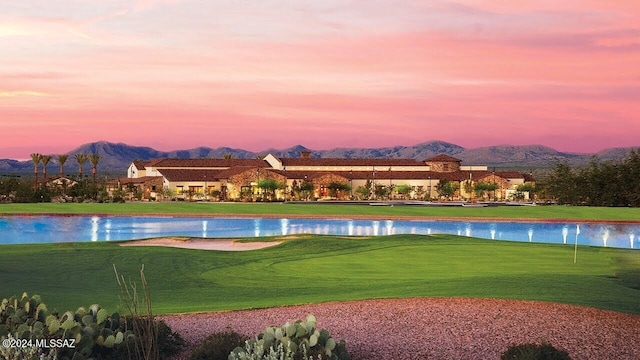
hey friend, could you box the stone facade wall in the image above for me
[226,168,287,200]
[143,177,165,199]
[312,173,349,187]
[228,168,286,187]
[475,175,510,200]
[311,173,350,199]
[426,161,460,173]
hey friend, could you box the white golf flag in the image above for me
[574,225,580,264]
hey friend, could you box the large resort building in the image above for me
[116,152,535,202]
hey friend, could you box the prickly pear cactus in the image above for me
[230,314,350,360]
[1,292,130,360]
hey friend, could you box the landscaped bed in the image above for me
[161,298,640,360]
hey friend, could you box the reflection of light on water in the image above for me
[202,220,208,237]
[254,219,261,237]
[91,216,100,242]
[105,219,111,241]
[7,216,640,249]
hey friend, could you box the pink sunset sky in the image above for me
[2,0,640,159]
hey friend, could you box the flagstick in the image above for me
[573,224,580,264]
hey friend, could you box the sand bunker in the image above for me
[118,237,281,251]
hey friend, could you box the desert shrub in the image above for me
[230,341,304,360]
[92,318,185,360]
[156,319,186,357]
[0,292,128,360]
[501,342,571,360]
[0,333,58,360]
[229,315,349,360]
[189,330,248,360]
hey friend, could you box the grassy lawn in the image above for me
[0,235,638,315]
[2,202,640,221]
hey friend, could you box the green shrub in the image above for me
[501,342,572,360]
[229,315,350,360]
[189,330,248,360]
[156,319,186,358]
[1,292,185,360]
[0,333,58,360]
[0,292,128,360]
[92,318,185,360]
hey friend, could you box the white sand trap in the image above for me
[118,237,281,251]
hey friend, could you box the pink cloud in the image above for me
[1,1,639,159]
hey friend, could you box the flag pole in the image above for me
[573,224,580,264]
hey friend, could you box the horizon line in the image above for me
[3,140,640,162]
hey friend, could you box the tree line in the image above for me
[29,152,101,184]
[540,149,640,206]
[0,153,103,203]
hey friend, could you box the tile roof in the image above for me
[214,166,262,179]
[156,169,226,182]
[275,170,450,181]
[132,159,165,169]
[495,171,527,179]
[280,158,426,167]
[157,167,286,182]
[150,158,268,168]
[436,170,529,182]
[424,154,462,162]
[132,161,147,170]
[127,156,535,182]
[351,170,441,180]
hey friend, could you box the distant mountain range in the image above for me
[1,140,638,176]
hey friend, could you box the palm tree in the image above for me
[41,155,52,181]
[30,153,42,189]
[223,154,234,159]
[56,154,69,176]
[88,153,101,183]
[75,153,88,179]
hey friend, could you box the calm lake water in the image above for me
[0,216,639,249]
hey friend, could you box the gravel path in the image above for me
[160,297,640,360]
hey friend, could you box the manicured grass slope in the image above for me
[0,235,637,315]
[2,202,640,221]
